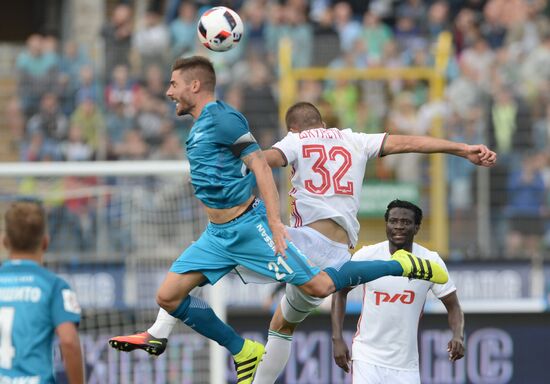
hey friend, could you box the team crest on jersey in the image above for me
[374,290,415,305]
[62,289,82,314]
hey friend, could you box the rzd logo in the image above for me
[374,290,415,305]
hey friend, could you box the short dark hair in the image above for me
[4,201,46,252]
[172,56,216,92]
[285,102,323,131]
[384,199,423,225]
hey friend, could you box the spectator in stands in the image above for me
[115,129,149,160]
[446,60,485,121]
[480,0,507,49]
[133,8,170,76]
[311,7,341,66]
[70,97,105,157]
[135,89,169,150]
[169,0,198,60]
[359,10,393,61]
[16,34,58,116]
[332,1,362,52]
[59,40,90,91]
[60,124,94,162]
[105,101,134,153]
[105,64,140,117]
[460,37,495,92]
[487,86,534,161]
[396,0,427,29]
[75,65,101,106]
[425,1,451,40]
[393,12,426,55]
[150,132,184,161]
[240,57,279,150]
[383,91,427,184]
[452,8,480,55]
[26,92,68,159]
[242,0,268,55]
[520,32,550,102]
[142,64,169,105]
[505,0,549,56]
[5,97,25,153]
[274,4,313,68]
[101,3,133,81]
[505,151,547,258]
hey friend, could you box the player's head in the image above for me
[166,56,216,117]
[3,200,49,256]
[285,102,325,132]
[384,199,422,250]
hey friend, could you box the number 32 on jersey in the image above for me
[302,144,353,195]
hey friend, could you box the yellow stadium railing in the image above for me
[278,32,452,256]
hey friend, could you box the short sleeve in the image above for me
[272,133,299,165]
[51,278,81,327]
[351,132,387,159]
[429,254,457,298]
[215,111,260,158]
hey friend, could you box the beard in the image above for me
[175,101,192,116]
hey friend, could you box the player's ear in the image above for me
[413,225,420,235]
[42,235,50,252]
[322,121,327,128]
[191,79,201,93]
[2,235,10,251]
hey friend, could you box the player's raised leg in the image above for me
[297,251,448,298]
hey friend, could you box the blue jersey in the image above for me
[186,101,261,208]
[0,260,81,384]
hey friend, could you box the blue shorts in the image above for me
[170,199,320,285]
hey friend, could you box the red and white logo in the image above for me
[374,290,415,305]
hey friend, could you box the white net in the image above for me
[0,160,218,384]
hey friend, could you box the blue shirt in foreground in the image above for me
[0,259,81,384]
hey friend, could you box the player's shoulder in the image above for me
[412,243,446,264]
[206,101,244,120]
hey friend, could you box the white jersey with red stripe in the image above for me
[351,241,456,371]
[272,128,387,247]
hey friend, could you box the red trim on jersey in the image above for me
[290,199,302,227]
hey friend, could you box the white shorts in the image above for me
[282,226,351,321]
[353,361,420,384]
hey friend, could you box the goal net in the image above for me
[0,160,228,384]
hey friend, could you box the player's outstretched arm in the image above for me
[56,322,85,384]
[243,150,289,257]
[331,287,353,373]
[440,291,465,362]
[382,135,497,167]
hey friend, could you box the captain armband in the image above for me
[230,132,258,157]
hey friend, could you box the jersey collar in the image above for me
[2,259,40,267]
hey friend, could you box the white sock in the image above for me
[253,331,292,384]
[147,308,178,339]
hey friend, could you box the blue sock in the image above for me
[324,260,403,291]
[170,295,244,355]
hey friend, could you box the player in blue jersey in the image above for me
[108,56,449,384]
[0,201,84,384]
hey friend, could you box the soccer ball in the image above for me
[197,7,244,52]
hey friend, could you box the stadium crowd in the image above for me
[5,0,550,259]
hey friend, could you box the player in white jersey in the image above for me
[331,199,465,384]
[252,102,486,383]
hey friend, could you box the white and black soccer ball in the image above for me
[197,6,244,52]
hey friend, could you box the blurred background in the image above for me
[0,0,549,383]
